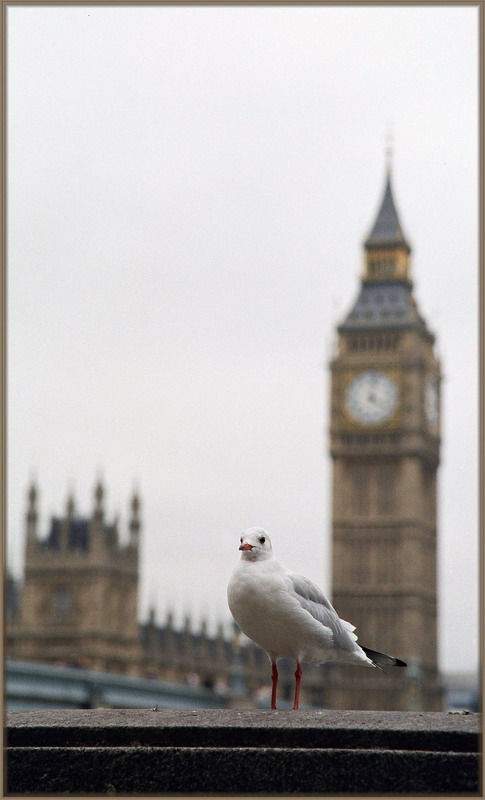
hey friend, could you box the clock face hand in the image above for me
[344,370,398,425]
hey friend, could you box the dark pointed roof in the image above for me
[365,170,410,251]
[339,164,432,337]
[338,280,431,336]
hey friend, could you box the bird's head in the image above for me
[239,527,273,561]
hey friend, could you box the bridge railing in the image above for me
[6,658,226,710]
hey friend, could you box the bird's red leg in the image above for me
[271,661,278,710]
[293,662,302,710]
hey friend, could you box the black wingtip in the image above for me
[362,646,407,669]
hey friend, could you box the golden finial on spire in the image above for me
[26,480,38,537]
[129,486,141,545]
[28,481,38,510]
[66,492,75,517]
[94,477,104,518]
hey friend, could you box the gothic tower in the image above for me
[8,480,141,675]
[328,163,442,710]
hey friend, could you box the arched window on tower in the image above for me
[351,467,370,516]
[52,587,72,621]
[376,465,397,515]
[368,258,396,279]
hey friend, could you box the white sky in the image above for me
[7,4,479,675]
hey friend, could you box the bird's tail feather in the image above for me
[362,646,407,672]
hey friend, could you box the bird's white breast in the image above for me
[227,559,335,663]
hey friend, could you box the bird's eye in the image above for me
[259,536,266,544]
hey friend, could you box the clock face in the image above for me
[344,370,398,426]
[424,377,439,431]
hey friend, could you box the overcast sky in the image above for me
[7,4,478,675]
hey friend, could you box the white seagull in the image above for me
[227,527,406,709]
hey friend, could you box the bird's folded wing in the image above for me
[286,571,359,654]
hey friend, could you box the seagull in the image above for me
[227,527,406,709]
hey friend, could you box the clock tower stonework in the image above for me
[328,166,442,710]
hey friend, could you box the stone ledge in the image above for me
[7,709,481,794]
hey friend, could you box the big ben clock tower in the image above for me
[328,162,442,711]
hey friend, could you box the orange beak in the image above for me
[239,542,254,551]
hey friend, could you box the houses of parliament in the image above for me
[7,163,443,710]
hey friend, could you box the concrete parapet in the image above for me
[6,708,480,794]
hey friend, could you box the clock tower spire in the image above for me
[364,166,411,282]
[328,161,442,711]
[339,165,431,341]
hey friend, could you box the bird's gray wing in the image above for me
[286,571,359,654]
